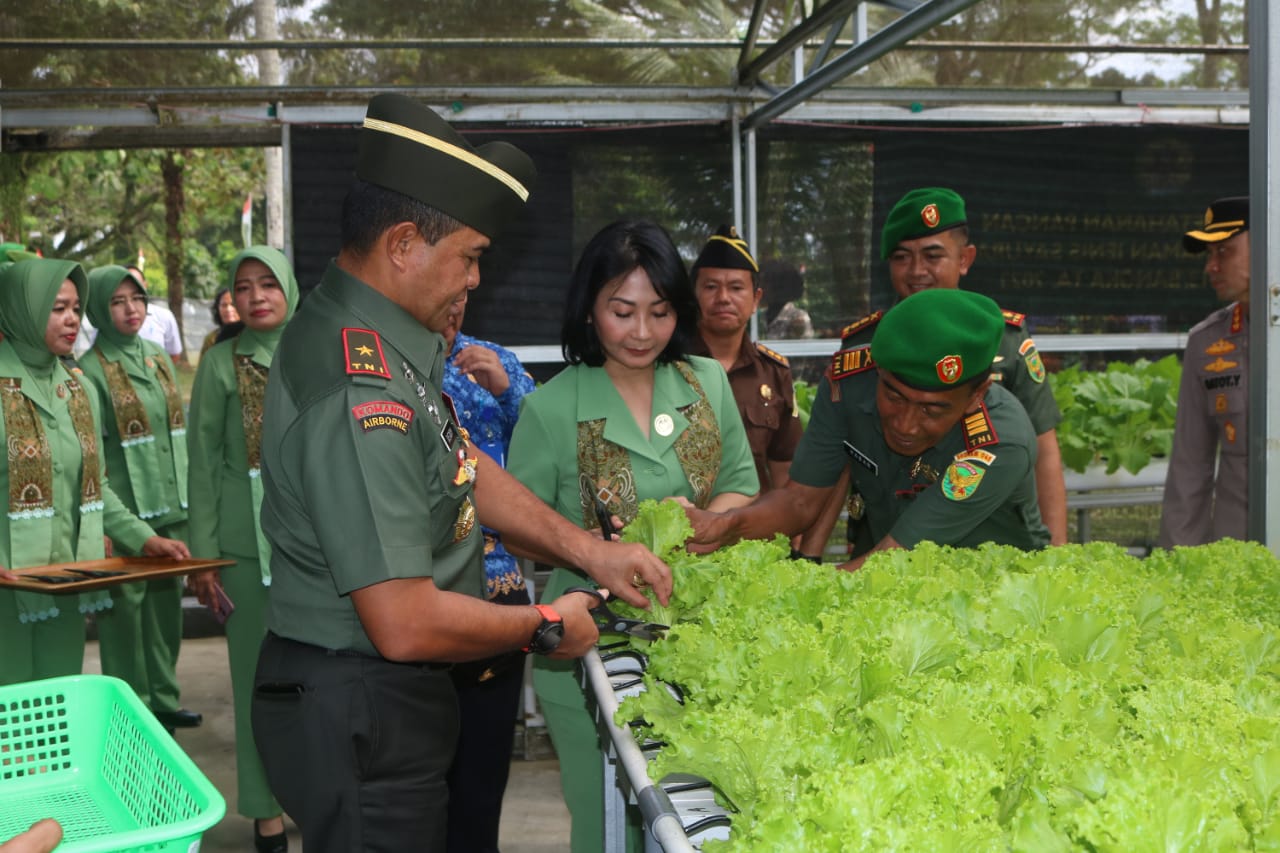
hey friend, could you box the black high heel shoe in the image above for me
[254,820,288,853]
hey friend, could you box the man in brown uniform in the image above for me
[688,225,802,491]
[1158,196,1250,546]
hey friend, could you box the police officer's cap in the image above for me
[880,187,967,260]
[1182,196,1248,254]
[691,225,759,275]
[870,289,1003,390]
[356,94,537,240]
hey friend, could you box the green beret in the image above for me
[870,289,1003,390]
[357,93,537,240]
[880,187,967,259]
[691,224,758,274]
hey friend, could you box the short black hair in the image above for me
[210,287,232,326]
[340,179,465,255]
[562,220,697,367]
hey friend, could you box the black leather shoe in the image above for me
[254,821,288,853]
[153,708,203,729]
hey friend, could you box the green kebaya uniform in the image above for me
[80,266,189,717]
[0,259,155,685]
[187,246,297,822]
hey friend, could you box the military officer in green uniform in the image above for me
[249,94,671,853]
[687,224,802,491]
[683,288,1050,567]
[800,187,1066,557]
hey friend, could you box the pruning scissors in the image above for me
[566,586,668,642]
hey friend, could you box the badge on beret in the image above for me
[1205,338,1236,356]
[936,354,963,385]
[1018,339,1046,384]
[921,203,941,228]
[941,460,985,501]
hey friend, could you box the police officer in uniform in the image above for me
[801,187,1066,557]
[250,94,671,852]
[688,225,801,491]
[683,288,1049,567]
[1158,196,1250,546]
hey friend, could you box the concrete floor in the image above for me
[81,635,572,852]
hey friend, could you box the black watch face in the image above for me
[531,621,564,655]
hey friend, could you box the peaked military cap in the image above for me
[880,187,967,260]
[691,224,759,274]
[870,288,1003,390]
[357,93,537,240]
[1183,196,1248,253]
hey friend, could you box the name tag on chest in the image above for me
[843,441,878,475]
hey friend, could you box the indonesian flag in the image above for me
[241,194,252,248]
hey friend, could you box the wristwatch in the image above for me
[524,604,564,655]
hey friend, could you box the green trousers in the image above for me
[0,592,84,685]
[534,567,643,853]
[220,553,282,821]
[97,520,187,713]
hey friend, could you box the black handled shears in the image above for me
[566,586,668,642]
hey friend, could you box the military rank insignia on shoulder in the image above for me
[829,345,876,382]
[962,403,999,449]
[1001,309,1026,328]
[343,328,392,381]
[755,342,789,367]
[840,311,882,341]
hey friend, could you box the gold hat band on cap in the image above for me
[1203,218,1245,231]
[705,234,759,271]
[363,117,531,202]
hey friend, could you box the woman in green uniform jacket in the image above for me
[187,246,296,853]
[0,257,190,686]
[79,265,191,723]
[507,221,759,852]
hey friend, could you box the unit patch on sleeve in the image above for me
[343,328,392,379]
[1018,338,1046,383]
[829,345,876,381]
[755,342,790,367]
[954,448,996,467]
[352,400,414,435]
[962,403,999,449]
[941,459,986,501]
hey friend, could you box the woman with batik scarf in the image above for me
[507,221,759,853]
[0,258,189,686]
[186,246,296,853]
[80,265,198,731]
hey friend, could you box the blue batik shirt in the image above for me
[443,331,537,598]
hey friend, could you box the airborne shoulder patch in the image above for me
[840,311,883,341]
[1002,309,1026,328]
[829,345,876,381]
[962,403,999,450]
[343,328,392,380]
[755,342,790,367]
[352,400,414,435]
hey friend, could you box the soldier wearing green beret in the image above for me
[249,94,671,852]
[683,288,1050,568]
[799,187,1066,559]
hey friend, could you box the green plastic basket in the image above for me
[0,675,225,852]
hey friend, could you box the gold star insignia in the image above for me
[356,345,374,356]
